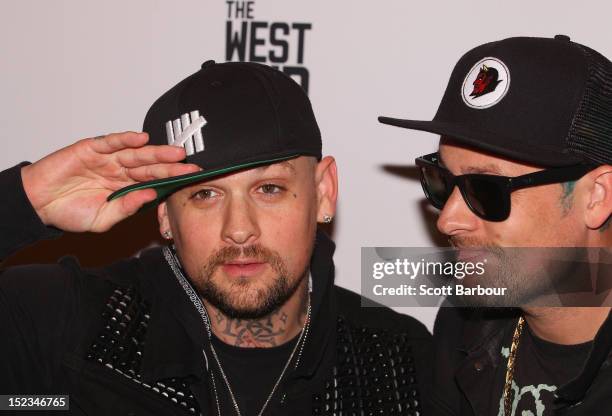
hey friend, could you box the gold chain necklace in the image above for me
[503,316,525,416]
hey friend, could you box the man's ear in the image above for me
[157,201,171,236]
[584,165,612,230]
[315,156,338,223]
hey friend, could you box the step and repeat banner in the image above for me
[2,0,612,330]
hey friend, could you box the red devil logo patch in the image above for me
[470,64,503,98]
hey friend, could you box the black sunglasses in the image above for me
[415,152,594,222]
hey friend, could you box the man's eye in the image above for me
[259,184,284,194]
[192,189,219,200]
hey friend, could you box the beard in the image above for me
[449,236,588,307]
[192,244,307,320]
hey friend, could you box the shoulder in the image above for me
[333,285,434,415]
[429,307,518,414]
[333,285,431,340]
[0,256,91,309]
[432,306,468,343]
[433,307,518,348]
[0,250,155,314]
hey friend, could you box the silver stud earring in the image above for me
[323,215,333,224]
[163,231,172,240]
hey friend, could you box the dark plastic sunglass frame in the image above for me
[415,152,595,221]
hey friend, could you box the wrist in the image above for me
[20,163,49,226]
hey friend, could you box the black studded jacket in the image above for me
[0,163,433,416]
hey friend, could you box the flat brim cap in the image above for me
[379,36,590,167]
[108,61,321,204]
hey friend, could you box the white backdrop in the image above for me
[2,0,612,330]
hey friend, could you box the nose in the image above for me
[221,195,260,246]
[436,186,480,237]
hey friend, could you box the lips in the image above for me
[221,259,267,278]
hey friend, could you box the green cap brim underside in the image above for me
[106,154,299,212]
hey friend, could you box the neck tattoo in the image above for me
[212,309,290,348]
[208,281,309,348]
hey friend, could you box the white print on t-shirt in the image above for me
[497,381,557,416]
[502,347,510,358]
[497,347,557,416]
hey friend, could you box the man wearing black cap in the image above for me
[0,61,431,415]
[379,35,612,415]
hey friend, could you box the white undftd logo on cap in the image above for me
[461,57,510,109]
[166,111,206,156]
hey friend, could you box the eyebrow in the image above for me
[438,155,503,175]
[256,160,296,173]
[461,164,503,175]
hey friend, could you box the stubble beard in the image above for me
[449,237,582,307]
[194,244,307,320]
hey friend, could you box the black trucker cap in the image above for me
[108,60,321,203]
[379,35,612,167]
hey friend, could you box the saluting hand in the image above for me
[21,132,200,233]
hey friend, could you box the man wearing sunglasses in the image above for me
[380,35,612,415]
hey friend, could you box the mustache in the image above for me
[202,244,285,276]
[449,236,505,258]
[449,236,502,249]
[449,236,490,248]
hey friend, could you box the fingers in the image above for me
[89,131,149,154]
[116,145,187,168]
[117,189,158,218]
[126,163,201,182]
[84,131,188,173]
[91,189,158,232]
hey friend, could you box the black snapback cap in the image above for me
[108,60,321,203]
[379,35,612,167]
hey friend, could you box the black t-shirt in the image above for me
[209,333,300,416]
[492,324,592,415]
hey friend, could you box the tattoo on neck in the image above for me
[560,181,576,215]
[214,310,288,347]
[214,311,224,325]
[207,280,309,348]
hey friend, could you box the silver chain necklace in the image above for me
[206,302,311,416]
[163,246,312,416]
